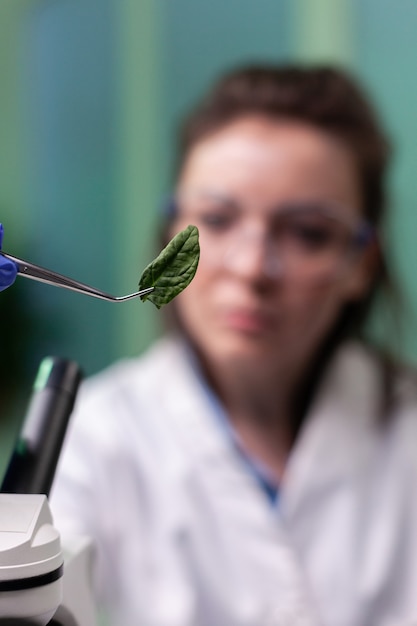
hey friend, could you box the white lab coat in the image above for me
[50,337,417,626]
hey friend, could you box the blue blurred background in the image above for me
[1,0,417,467]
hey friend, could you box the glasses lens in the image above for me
[274,208,362,281]
[174,194,241,263]
[173,195,370,282]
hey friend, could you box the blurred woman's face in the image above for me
[171,116,373,380]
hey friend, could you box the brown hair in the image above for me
[177,64,390,227]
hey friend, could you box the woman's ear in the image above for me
[345,237,381,302]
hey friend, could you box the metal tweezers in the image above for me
[0,251,154,302]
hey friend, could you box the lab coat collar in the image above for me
[158,338,384,515]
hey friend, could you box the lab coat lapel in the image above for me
[161,339,321,623]
[280,341,383,519]
[278,343,390,624]
[162,339,383,521]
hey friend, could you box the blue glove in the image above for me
[0,224,18,291]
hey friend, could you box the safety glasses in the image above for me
[166,192,374,283]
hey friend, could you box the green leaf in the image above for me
[139,224,200,309]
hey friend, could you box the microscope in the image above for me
[0,356,97,626]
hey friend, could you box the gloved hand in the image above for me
[0,224,18,291]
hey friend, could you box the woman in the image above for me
[51,65,417,626]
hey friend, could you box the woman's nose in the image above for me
[221,226,282,279]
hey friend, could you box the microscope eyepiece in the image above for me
[1,357,82,497]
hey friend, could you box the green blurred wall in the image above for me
[0,1,30,238]
[353,0,417,359]
[291,0,354,65]
[114,0,163,364]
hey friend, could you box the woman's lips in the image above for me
[220,308,276,334]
